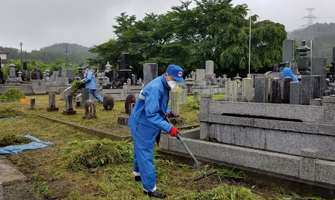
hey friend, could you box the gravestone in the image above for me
[194,92,199,101]
[171,91,179,117]
[254,77,266,103]
[270,78,281,103]
[290,82,301,104]
[0,60,4,84]
[105,62,112,81]
[21,62,30,82]
[225,81,238,102]
[125,94,136,115]
[282,40,295,62]
[99,58,105,72]
[118,53,132,84]
[205,60,215,84]
[30,98,35,110]
[242,78,253,102]
[103,95,114,110]
[313,75,322,99]
[282,77,293,103]
[205,60,214,74]
[8,61,17,83]
[312,58,327,93]
[82,88,90,106]
[47,93,59,111]
[127,78,131,86]
[143,63,158,86]
[77,64,84,80]
[196,69,206,81]
[66,63,76,82]
[199,61,205,69]
[83,100,96,119]
[63,95,76,115]
[181,86,187,105]
[301,76,313,105]
[61,63,67,77]
[132,74,137,86]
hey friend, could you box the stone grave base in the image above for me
[168,116,183,125]
[47,107,59,112]
[117,116,183,126]
[62,110,77,115]
[117,116,129,125]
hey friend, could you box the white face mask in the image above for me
[168,80,178,89]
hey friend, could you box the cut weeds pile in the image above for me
[1,93,327,199]
[0,133,34,147]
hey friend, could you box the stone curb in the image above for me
[35,115,132,141]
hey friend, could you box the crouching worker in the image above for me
[128,64,184,198]
[84,66,103,103]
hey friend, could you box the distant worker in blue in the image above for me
[128,64,184,199]
[281,67,298,82]
[84,66,103,103]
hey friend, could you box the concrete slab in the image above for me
[0,156,26,186]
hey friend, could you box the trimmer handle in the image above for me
[176,133,181,140]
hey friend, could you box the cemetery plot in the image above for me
[0,93,321,199]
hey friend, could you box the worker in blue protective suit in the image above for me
[84,66,103,103]
[281,67,298,82]
[128,64,184,199]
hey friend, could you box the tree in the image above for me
[89,0,286,78]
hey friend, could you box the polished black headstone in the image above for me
[313,75,322,99]
[282,77,293,103]
[270,78,281,103]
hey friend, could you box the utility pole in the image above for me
[248,10,251,75]
[20,42,23,64]
[66,43,69,63]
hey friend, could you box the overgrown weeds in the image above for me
[178,183,261,200]
[30,173,53,199]
[62,139,133,170]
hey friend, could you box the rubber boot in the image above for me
[144,190,166,198]
[135,176,141,182]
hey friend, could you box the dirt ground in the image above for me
[4,182,38,200]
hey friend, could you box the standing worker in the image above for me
[84,66,103,103]
[128,64,184,198]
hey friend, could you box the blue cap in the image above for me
[84,66,90,69]
[166,64,184,82]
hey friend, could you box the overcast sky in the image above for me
[1,0,335,52]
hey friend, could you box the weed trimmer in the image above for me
[166,117,217,181]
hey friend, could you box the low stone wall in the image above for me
[160,94,335,189]
[192,85,224,95]
[0,84,34,95]
[103,85,143,101]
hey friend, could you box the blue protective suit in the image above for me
[128,74,172,192]
[84,70,103,103]
[281,67,298,82]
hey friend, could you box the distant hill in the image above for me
[0,43,96,64]
[40,43,91,54]
[288,23,335,61]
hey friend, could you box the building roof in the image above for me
[0,51,9,54]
